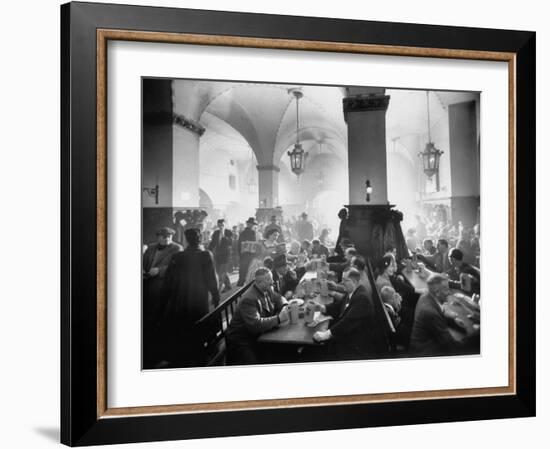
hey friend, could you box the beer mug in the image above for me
[320,278,329,299]
[460,273,473,292]
[304,280,313,296]
[304,301,316,324]
[288,299,301,324]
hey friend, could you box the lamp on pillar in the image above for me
[143,184,159,205]
[419,91,444,190]
[365,179,373,202]
[287,88,308,176]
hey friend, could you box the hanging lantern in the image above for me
[420,141,443,178]
[419,91,444,182]
[287,89,308,176]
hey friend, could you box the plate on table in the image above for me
[289,298,304,307]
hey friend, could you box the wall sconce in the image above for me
[365,179,373,202]
[143,184,159,205]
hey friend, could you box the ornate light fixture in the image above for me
[419,91,444,184]
[287,88,308,176]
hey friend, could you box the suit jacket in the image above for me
[225,284,286,346]
[142,243,183,317]
[409,293,458,356]
[143,242,183,278]
[447,262,481,294]
[208,229,223,255]
[272,268,299,296]
[160,246,220,325]
[295,220,314,242]
[325,284,386,358]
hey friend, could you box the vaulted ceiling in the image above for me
[176,79,478,167]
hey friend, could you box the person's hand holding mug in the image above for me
[308,300,326,314]
[278,305,290,325]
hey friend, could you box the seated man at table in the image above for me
[311,239,330,259]
[328,255,371,299]
[447,248,481,294]
[409,273,478,357]
[225,268,290,365]
[271,253,299,298]
[311,268,387,360]
[417,239,452,273]
[328,247,357,282]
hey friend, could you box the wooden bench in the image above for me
[366,259,397,354]
[194,281,253,366]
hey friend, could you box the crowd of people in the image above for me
[142,208,481,368]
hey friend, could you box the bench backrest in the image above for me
[195,281,253,365]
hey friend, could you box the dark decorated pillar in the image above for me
[342,88,407,261]
[142,79,209,244]
[344,87,390,205]
[142,79,175,244]
[448,100,480,228]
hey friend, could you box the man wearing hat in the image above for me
[271,253,299,297]
[158,228,220,367]
[208,218,226,256]
[295,212,314,243]
[142,227,183,368]
[237,217,258,286]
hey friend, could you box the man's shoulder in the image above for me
[240,286,262,303]
[416,294,440,314]
[351,285,371,302]
[169,243,183,252]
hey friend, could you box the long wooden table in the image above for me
[258,279,333,346]
[257,313,331,346]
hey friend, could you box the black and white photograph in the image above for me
[142,78,481,369]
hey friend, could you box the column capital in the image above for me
[256,164,280,172]
[173,113,205,136]
[343,94,390,116]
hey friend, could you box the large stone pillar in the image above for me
[448,100,480,228]
[142,79,174,244]
[344,87,390,205]
[342,88,408,260]
[172,80,206,209]
[171,114,204,207]
[256,164,280,223]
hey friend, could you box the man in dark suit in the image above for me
[295,212,314,242]
[142,227,182,367]
[312,267,387,360]
[447,248,481,294]
[271,253,299,298]
[225,268,290,365]
[208,218,226,256]
[409,273,476,357]
[158,228,220,367]
[237,217,258,286]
